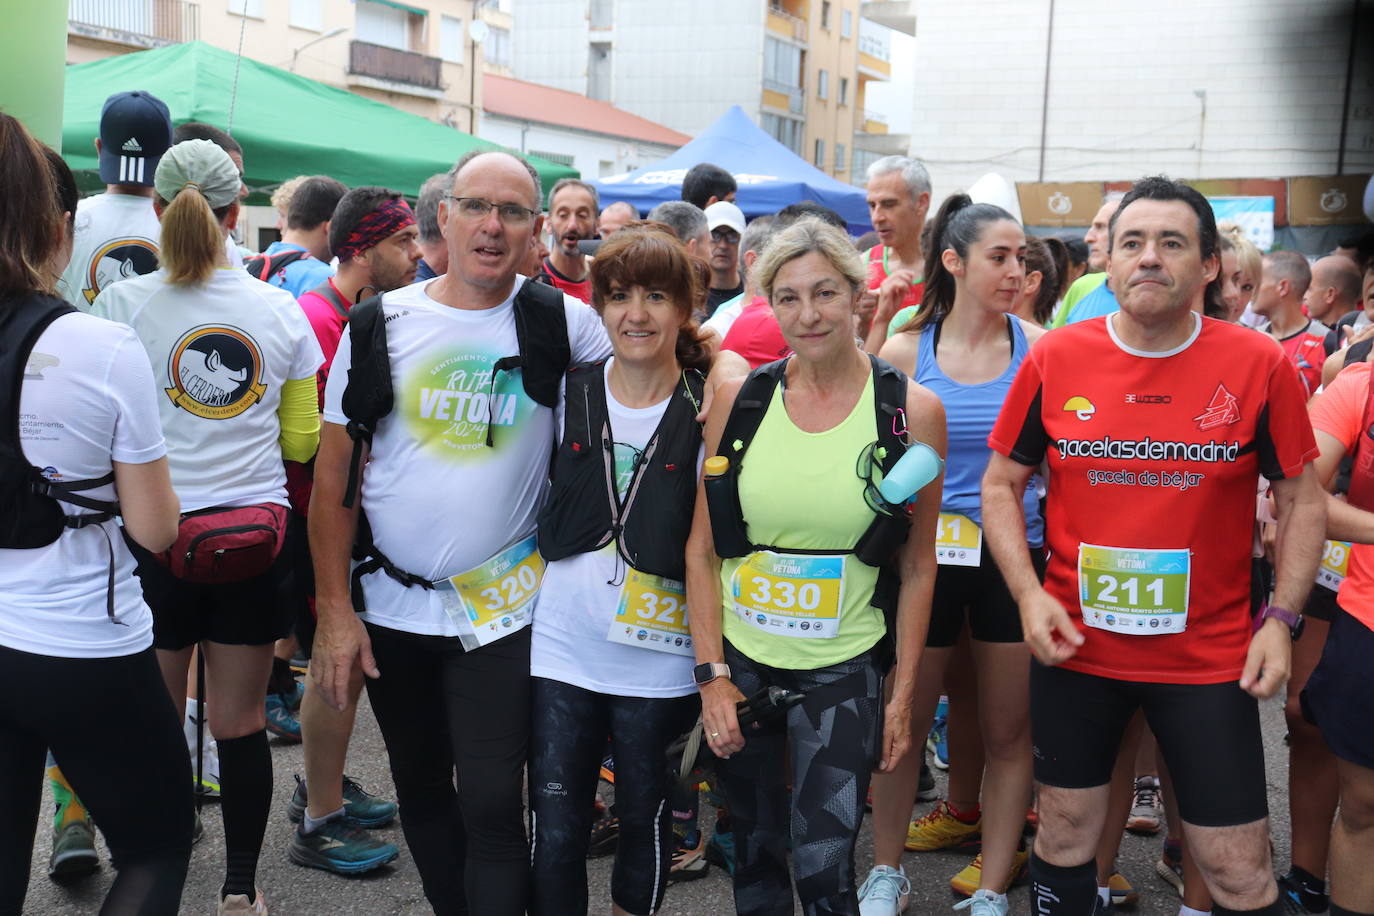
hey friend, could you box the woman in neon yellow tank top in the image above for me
[685,217,945,914]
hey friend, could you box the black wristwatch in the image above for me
[1255,605,1304,641]
[693,662,731,686]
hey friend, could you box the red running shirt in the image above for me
[721,296,791,369]
[541,258,592,304]
[1275,319,1327,397]
[867,245,924,308]
[988,315,1317,684]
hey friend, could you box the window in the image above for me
[851,147,882,183]
[589,0,613,30]
[439,15,465,63]
[762,113,803,154]
[763,37,802,90]
[814,138,825,168]
[817,69,828,100]
[488,25,513,68]
[229,0,263,17]
[588,43,612,100]
[356,0,410,50]
[839,76,849,106]
[820,0,831,28]
[289,0,321,30]
[835,143,845,172]
[842,9,853,37]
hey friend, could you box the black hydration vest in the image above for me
[705,354,914,657]
[339,278,572,609]
[1,293,122,620]
[538,360,704,580]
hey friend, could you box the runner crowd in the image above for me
[2,87,1373,916]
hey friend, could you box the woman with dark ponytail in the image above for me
[1014,236,1064,327]
[528,225,711,915]
[861,194,1044,916]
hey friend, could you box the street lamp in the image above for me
[291,26,348,72]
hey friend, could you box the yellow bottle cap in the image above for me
[704,455,730,476]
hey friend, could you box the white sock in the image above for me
[1098,887,1111,906]
[302,805,345,835]
[1178,906,1210,916]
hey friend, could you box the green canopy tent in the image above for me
[61,41,576,201]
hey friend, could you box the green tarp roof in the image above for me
[62,41,576,200]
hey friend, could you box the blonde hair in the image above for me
[753,217,865,302]
[156,188,232,286]
[1218,221,1262,282]
[270,175,308,222]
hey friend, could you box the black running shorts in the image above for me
[1302,608,1374,770]
[925,546,1045,648]
[1030,660,1268,827]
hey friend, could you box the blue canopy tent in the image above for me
[592,105,872,234]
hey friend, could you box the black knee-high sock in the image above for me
[1213,902,1285,915]
[217,730,272,900]
[1028,852,1099,916]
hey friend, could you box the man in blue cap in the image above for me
[58,90,172,311]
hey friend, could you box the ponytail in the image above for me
[0,113,62,297]
[675,321,714,375]
[898,193,1018,334]
[157,187,231,286]
[1024,236,1062,326]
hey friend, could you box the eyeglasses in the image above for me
[445,196,538,226]
[711,228,741,244]
[855,440,899,517]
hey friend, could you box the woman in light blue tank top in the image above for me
[861,194,1044,916]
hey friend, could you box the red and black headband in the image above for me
[335,196,415,262]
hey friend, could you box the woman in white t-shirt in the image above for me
[528,226,712,915]
[92,140,323,916]
[0,115,188,914]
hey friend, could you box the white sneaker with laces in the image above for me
[857,864,910,915]
[952,888,1009,916]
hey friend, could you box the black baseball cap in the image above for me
[97,90,172,187]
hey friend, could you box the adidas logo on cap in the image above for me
[122,137,143,152]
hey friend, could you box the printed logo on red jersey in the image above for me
[1063,396,1096,421]
[1193,384,1241,431]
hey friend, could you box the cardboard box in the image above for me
[1289,175,1373,225]
[1016,182,1105,227]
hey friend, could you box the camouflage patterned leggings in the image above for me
[717,642,883,916]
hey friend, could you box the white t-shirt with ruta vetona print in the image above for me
[1,313,166,658]
[92,267,323,512]
[322,275,610,637]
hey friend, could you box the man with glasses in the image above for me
[307,151,611,914]
[705,201,746,317]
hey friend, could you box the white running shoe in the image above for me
[952,888,1009,916]
[857,864,910,915]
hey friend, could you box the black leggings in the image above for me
[528,677,699,916]
[363,622,531,916]
[0,645,193,916]
[717,642,883,916]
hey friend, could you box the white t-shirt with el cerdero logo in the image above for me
[92,267,324,512]
[58,193,161,311]
[322,276,611,637]
[2,312,166,658]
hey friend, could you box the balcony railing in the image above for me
[858,33,889,61]
[767,5,808,42]
[863,108,887,125]
[69,0,199,46]
[763,79,805,115]
[349,40,442,91]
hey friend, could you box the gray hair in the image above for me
[549,177,600,213]
[646,200,708,244]
[739,214,774,277]
[866,155,931,199]
[416,173,449,243]
[447,150,543,210]
[754,217,866,302]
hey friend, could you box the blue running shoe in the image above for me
[288,818,399,875]
[287,775,397,828]
[928,695,949,770]
[705,828,736,876]
[265,693,302,742]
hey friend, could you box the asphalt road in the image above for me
[23,690,1295,915]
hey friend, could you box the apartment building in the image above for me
[66,0,504,132]
[511,0,913,185]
